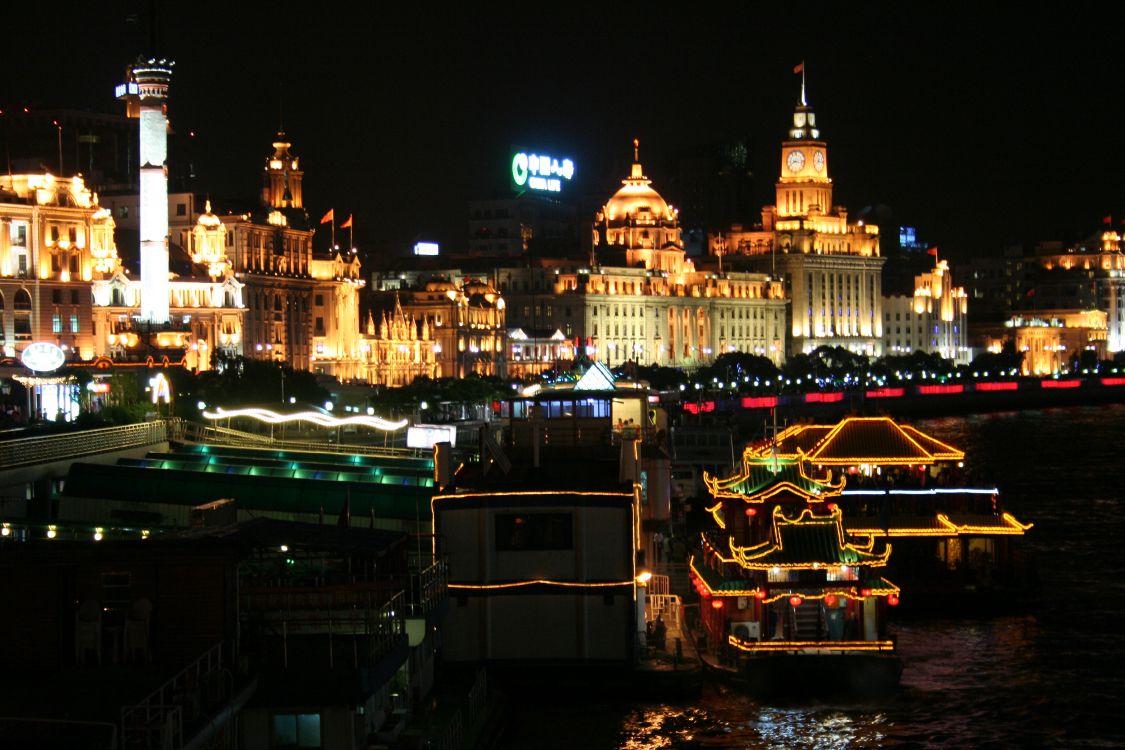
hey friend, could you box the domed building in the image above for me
[498,141,787,371]
[595,140,692,275]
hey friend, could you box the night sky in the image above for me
[3,4,1120,262]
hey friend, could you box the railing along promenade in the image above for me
[0,420,175,470]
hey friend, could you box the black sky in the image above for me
[3,3,1120,261]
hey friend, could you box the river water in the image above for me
[498,405,1125,749]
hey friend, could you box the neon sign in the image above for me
[511,151,575,194]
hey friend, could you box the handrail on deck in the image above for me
[0,419,175,470]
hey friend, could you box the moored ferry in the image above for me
[738,417,1036,610]
[691,454,902,696]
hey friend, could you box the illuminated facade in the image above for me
[996,309,1108,376]
[0,173,119,361]
[221,134,366,378]
[882,259,969,364]
[364,278,506,380]
[91,204,245,371]
[500,143,787,369]
[1033,233,1125,353]
[356,294,441,387]
[710,82,884,356]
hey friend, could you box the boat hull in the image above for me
[738,652,902,698]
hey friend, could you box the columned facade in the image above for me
[711,83,884,357]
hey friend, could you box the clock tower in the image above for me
[776,76,832,219]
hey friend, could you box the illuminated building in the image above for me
[221,134,367,378]
[710,80,884,357]
[882,258,970,364]
[0,172,119,362]
[356,294,441,387]
[92,58,244,371]
[993,309,1108,375]
[500,142,787,369]
[90,202,245,371]
[506,327,575,379]
[363,278,506,381]
[1029,232,1125,353]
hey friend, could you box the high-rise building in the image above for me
[711,79,884,356]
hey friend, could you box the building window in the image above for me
[314,294,324,306]
[71,289,80,304]
[52,314,62,333]
[52,289,63,304]
[70,315,80,333]
[271,713,321,748]
[315,317,325,335]
[495,512,573,551]
[176,203,186,216]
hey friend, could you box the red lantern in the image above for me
[745,507,757,517]
[711,599,724,609]
[788,595,803,608]
[754,590,766,600]
[887,594,900,607]
[824,594,838,607]
[860,588,872,597]
[827,503,838,511]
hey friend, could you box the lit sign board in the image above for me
[20,342,66,372]
[114,82,140,99]
[413,242,440,256]
[511,150,575,194]
[407,424,458,449]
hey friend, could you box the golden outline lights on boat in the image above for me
[848,511,1032,538]
[203,406,407,431]
[727,636,896,653]
[448,579,632,591]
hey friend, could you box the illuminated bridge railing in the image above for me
[0,420,175,470]
[179,421,423,459]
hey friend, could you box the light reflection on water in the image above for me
[500,406,1125,750]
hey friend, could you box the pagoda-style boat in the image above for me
[735,416,1035,610]
[691,455,902,696]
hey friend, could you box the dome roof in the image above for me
[423,278,458,292]
[604,178,672,222]
[602,141,675,223]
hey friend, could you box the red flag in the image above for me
[340,214,353,229]
[1103,215,1113,225]
[926,247,938,256]
[793,62,804,74]
[320,208,334,224]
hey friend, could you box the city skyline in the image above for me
[3,4,1120,259]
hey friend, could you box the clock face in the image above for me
[813,151,825,172]
[786,150,806,173]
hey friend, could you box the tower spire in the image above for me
[633,137,640,163]
[794,61,807,106]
